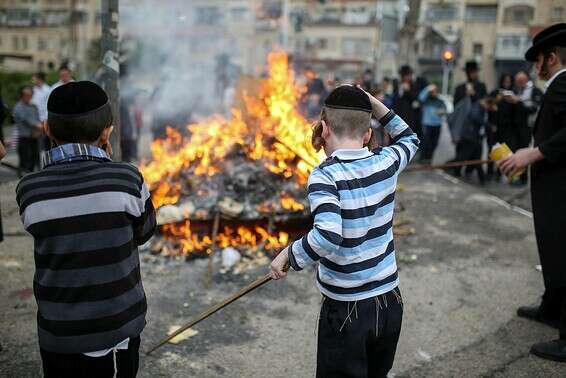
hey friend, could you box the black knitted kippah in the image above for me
[48,81,109,116]
[324,85,372,113]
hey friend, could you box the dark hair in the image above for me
[34,72,46,81]
[59,65,71,73]
[499,73,514,89]
[20,85,33,97]
[48,105,113,143]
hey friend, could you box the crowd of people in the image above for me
[5,66,142,177]
[300,59,544,186]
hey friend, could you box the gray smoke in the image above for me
[120,1,242,127]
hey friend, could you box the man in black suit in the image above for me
[451,61,488,183]
[501,23,566,362]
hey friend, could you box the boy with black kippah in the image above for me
[16,81,156,378]
[270,85,419,377]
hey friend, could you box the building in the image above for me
[415,0,564,91]
[0,0,101,73]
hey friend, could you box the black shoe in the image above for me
[531,339,566,362]
[517,305,560,329]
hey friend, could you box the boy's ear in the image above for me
[99,125,114,145]
[44,122,53,140]
[321,119,331,140]
[362,128,372,145]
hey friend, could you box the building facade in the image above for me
[415,0,564,91]
[0,0,101,73]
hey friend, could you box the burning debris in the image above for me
[141,52,319,258]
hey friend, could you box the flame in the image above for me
[140,51,318,255]
[162,221,289,255]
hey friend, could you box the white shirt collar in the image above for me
[544,68,566,92]
[331,147,373,160]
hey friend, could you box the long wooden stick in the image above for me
[273,137,318,168]
[146,273,272,355]
[405,159,490,172]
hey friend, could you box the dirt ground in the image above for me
[1,171,564,377]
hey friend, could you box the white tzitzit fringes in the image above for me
[375,296,382,337]
[393,288,402,306]
[339,301,358,332]
[112,348,117,378]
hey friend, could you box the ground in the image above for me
[1,170,564,377]
[0,125,564,377]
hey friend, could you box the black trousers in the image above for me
[18,137,40,175]
[421,126,441,162]
[317,288,403,378]
[40,337,140,378]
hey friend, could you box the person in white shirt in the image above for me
[31,72,51,122]
[50,66,74,90]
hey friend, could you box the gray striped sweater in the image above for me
[16,151,156,354]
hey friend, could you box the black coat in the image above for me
[454,81,487,106]
[531,71,566,289]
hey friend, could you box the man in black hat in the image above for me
[15,81,156,377]
[500,23,566,362]
[450,61,488,182]
[393,65,423,141]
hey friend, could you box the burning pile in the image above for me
[140,52,321,258]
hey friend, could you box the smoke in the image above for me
[120,1,243,128]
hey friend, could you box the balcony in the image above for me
[495,35,531,60]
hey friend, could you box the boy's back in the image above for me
[16,150,156,354]
[289,112,417,301]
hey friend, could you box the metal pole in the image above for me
[281,0,291,51]
[442,64,449,95]
[100,0,121,160]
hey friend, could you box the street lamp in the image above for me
[441,47,455,95]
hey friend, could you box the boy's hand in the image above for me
[357,85,389,119]
[270,247,290,280]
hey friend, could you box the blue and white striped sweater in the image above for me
[289,112,419,301]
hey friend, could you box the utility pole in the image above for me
[100,0,121,160]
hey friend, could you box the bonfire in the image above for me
[140,52,321,257]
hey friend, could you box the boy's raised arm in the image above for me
[288,168,343,271]
[379,111,420,172]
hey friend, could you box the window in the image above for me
[552,7,564,21]
[230,7,248,22]
[503,5,534,25]
[426,4,458,21]
[473,43,483,56]
[342,38,371,57]
[318,38,328,49]
[22,36,28,50]
[38,36,47,51]
[12,35,19,50]
[195,6,222,26]
[465,5,497,22]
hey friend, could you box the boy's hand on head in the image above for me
[357,85,389,119]
[269,247,290,280]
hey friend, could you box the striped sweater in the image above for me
[288,112,419,301]
[16,144,156,354]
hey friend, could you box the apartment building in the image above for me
[415,0,564,91]
[0,0,101,73]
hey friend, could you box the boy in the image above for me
[270,85,419,378]
[16,81,156,378]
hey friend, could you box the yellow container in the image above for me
[490,143,526,182]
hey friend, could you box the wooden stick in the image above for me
[273,137,318,168]
[405,159,490,172]
[146,273,273,355]
[204,212,221,289]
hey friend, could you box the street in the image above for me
[0,126,563,377]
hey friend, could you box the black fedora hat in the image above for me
[464,61,479,72]
[525,23,566,62]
